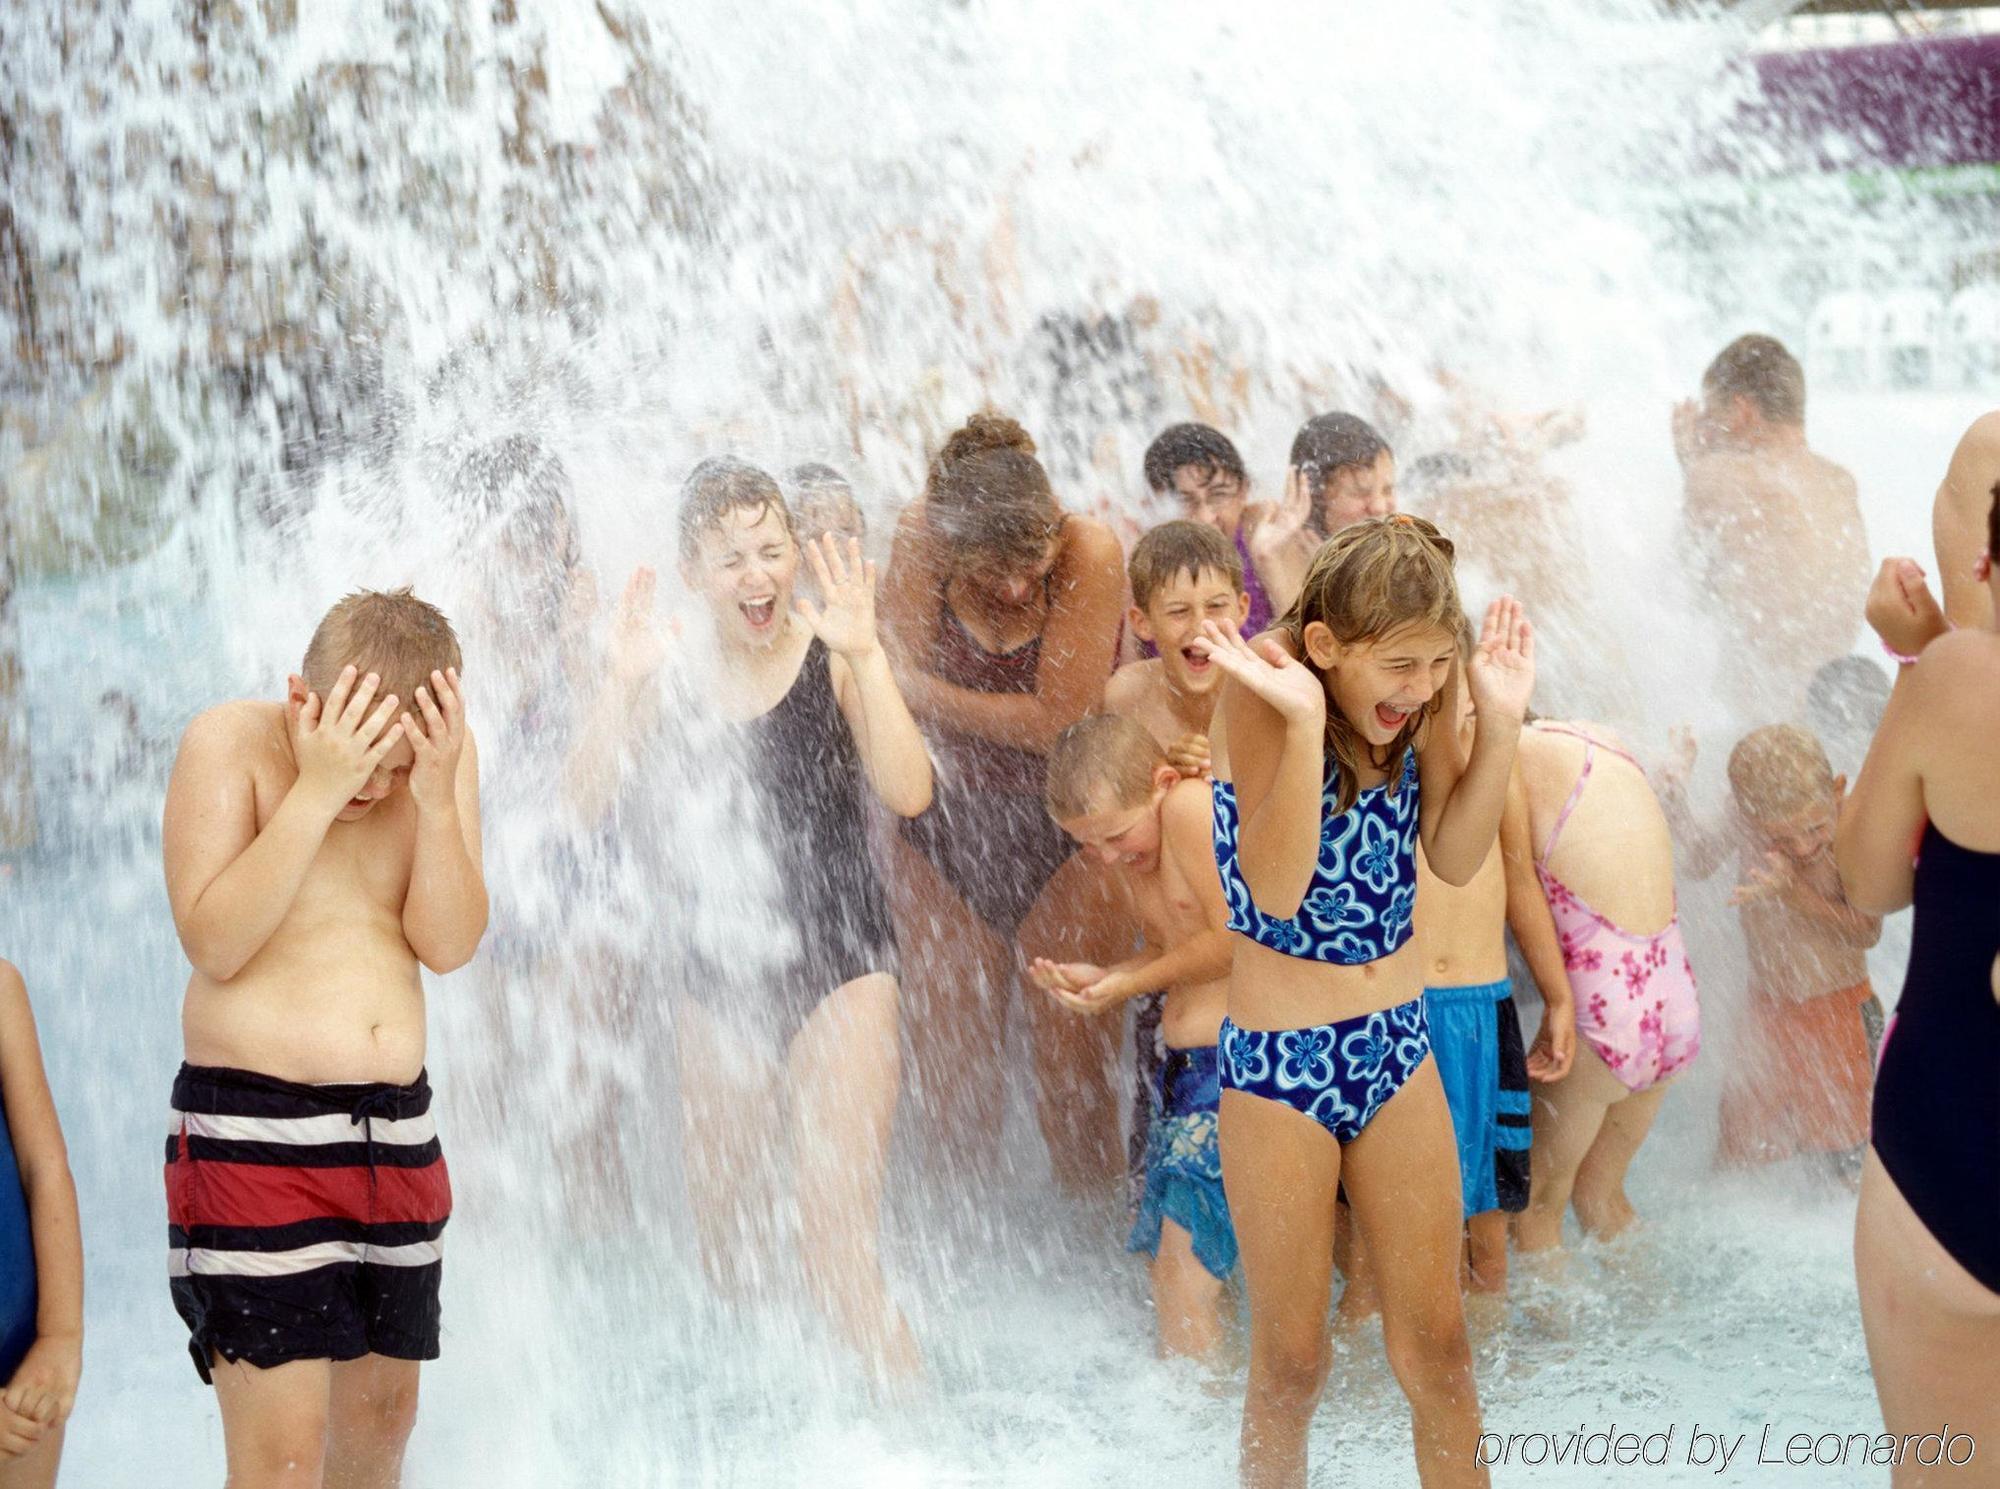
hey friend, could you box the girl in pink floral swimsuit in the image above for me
[1514,721,1701,1252]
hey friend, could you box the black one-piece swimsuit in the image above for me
[695,637,897,1048]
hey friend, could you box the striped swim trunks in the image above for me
[165,1063,452,1382]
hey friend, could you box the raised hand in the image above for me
[1191,619,1326,728]
[794,535,881,658]
[1864,557,1948,659]
[401,668,468,814]
[1248,465,1315,561]
[609,566,669,686]
[1466,596,1535,724]
[289,665,404,815]
[1165,732,1212,779]
[1670,397,1709,468]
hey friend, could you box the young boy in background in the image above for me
[1667,723,1879,1178]
[1141,424,1283,636]
[161,587,484,1487]
[1717,726,1880,1177]
[1031,715,1236,1359]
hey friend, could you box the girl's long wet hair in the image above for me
[1276,514,1464,813]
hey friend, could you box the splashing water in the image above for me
[4,0,1997,1483]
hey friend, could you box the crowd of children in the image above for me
[0,332,1994,1488]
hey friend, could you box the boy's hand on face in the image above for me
[1467,596,1536,724]
[794,535,882,659]
[1192,620,1325,729]
[289,666,405,817]
[402,668,467,814]
[1,1332,80,1439]
[1165,732,1212,779]
[1864,557,1948,658]
[1730,848,1794,907]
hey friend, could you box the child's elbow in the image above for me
[413,914,489,975]
[182,931,250,986]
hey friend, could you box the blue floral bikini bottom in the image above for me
[1218,995,1432,1144]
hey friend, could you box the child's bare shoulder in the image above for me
[1102,658,1163,714]
[172,701,285,776]
[1162,773,1216,829]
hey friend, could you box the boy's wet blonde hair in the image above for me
[301,588,462,713]
[1046,714,1166,823]
[1727,724,1834,822]
[1278,514,1464,814]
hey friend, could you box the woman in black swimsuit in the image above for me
[1838,497,2000,1474]
[574,459,933,1385]
[881,413,1132,1195]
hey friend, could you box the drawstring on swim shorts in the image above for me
[348,1086,403,1212]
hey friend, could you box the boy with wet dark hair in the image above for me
[161,586,484,1486]
[1141,422,1283,637]
[1255,411,1399,616]
[1289,410,1396,531]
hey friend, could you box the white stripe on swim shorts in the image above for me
[174,1239,443,1277]
[172,1110,437,1147]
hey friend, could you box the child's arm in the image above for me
[400,670,487,973]
[1421,599,1534,886]
[1196,621,1327,918]
[0,963,81,1443]
[1933,412,2000,630]
[163,674,406,983]
[803,536,934,818]
[1499,767,1576,1081]
[1734,849,1883,951]
[565,566,669,824]
[895,517,1125,754]
[1040,779,1240,1014]
[1837,565,1955,915]
[1653,728,1732,882]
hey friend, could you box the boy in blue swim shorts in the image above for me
[1417,638,1577,1293]
[1032,714,1238,1358]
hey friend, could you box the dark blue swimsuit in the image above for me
[1212,749,1433,1143]
[0,1081,37,1381]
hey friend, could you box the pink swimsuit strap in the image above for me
[1533,724,1642,863]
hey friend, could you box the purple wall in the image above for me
[1742,32,2000,171]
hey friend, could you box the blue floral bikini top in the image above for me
[1211,750,1421,965]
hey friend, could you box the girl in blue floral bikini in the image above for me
[1194,515,1535,1489]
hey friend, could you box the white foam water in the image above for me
[3,0,1994,1483]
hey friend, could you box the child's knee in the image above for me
[1383,1318,1475,1404]
[337,1373,419,1451]
[1252,1330,1330,1413]
[233,1410,330,1486]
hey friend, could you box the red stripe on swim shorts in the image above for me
[169,1157,451,1231]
